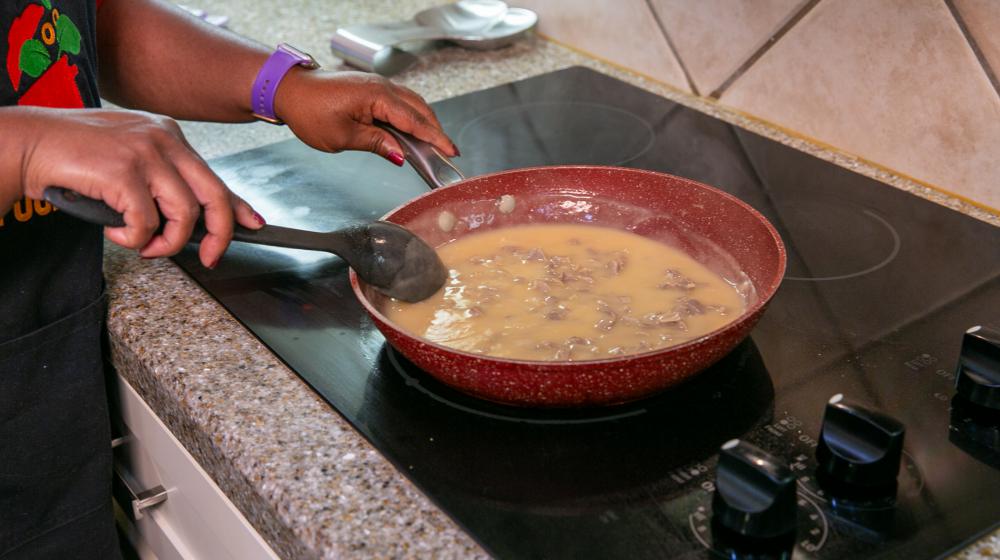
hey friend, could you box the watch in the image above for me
[250,43,320,125]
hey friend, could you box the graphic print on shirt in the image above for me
[7,0,84,107]
[1,0,99,230]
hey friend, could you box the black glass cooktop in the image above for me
[174,67,1000,559]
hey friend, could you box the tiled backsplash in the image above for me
[518,0,1000,212]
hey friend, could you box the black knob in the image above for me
[955,326,1000,416]
[712,439,798,541]
[815,394,905,501]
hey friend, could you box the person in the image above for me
[0,0,457,557]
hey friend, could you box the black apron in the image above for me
[0,291,118,558]
[0,0,120,557]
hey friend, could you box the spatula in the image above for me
[43,187,448,302]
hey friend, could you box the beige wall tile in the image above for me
[516,0,691,92]
[952,0,1000,80]
[720,0,1000,210]
[648,0,805,95]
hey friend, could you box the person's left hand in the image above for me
[273,69,458,165]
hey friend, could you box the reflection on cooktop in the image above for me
[386,349,646,425]
[380,340,773,427]
[359,339,774,508]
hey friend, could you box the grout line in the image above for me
[532,32,1000,218]
[533,30,694,98]
[718,101,1000,216]
[943,0,1000,100]
[645,0,701,97]
[708,0,823,99]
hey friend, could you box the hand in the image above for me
[12,107,262,268]
[272,69,458,163]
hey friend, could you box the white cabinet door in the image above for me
[114,375,279,560]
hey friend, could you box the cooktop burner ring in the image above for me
[783,206,901,282]
[456,101,656,168]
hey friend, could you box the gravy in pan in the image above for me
[386,224,746,361]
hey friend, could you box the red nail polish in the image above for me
[253,211,266,226]
[387,150,405,166]
[453,145,461,157]
[208,258,219,269]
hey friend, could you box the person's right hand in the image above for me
[9,107,262,268]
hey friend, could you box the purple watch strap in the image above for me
[251,44,316,124]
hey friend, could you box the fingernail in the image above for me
[387,150,405,167]
[252,211,266,226]
[208,258,219,270]
[452,144,461,157]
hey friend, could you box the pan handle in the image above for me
[377,123,465,189]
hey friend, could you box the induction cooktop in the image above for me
[174,67,1000,559]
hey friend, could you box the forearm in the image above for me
[95,0,457,159]
[96,0,270,122]
[0,108,32,215]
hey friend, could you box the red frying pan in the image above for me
[350,128,786,407]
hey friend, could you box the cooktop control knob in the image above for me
[712,439,798,543]
[815,394,905,501]
[955,326,1000,416]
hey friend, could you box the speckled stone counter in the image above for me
[104,2,1000,558]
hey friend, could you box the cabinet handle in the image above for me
[114,463,169,520]
[131,485,169,520]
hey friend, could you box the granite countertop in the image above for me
[105,1,1000,558]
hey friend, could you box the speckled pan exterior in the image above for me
[351,166,787,407]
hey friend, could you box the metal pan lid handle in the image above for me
[377,123,465,189]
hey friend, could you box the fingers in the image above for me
[111,150,259,269]
[22,109,256,269]
[392,85,445,131]
[231,192,265,230]
[275,71,458,160]
[374,91,459,158]
[137,160,199,259]
[124,128,259,269]
[102,174,161,251]
[169,149,235,268]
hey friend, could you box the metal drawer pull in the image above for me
[131,485,169,520]
[114,463,169,520]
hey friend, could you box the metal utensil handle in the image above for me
[42,186,340,252]
[340,21,446,46]
[377,123,465,189]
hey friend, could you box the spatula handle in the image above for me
[43,187,339,253]
[44,186,208,241]
[43,187,128,228]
